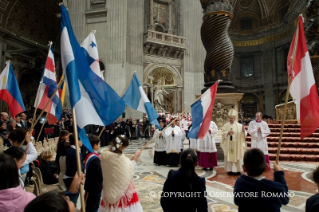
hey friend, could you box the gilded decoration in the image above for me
[212,102,234,129]
[148,67,177,87]
[276,101,297,121]
[232,27,295,47]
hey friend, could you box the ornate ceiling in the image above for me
[229,0,293,33]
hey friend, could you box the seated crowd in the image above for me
[0,111,318,212]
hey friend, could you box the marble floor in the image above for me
[121,139,318,212]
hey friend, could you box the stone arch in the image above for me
[143,63,183,87]
[18,70,39,111]
[279,89,293,103]
[240,93,259,118]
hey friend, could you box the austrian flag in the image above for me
[288,15,319,139]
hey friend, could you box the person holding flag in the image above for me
[221,109,247,175]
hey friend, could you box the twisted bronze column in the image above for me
[199,0,235,93]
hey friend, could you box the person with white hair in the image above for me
[221,109,247,175]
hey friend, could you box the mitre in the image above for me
[228,109,238,118]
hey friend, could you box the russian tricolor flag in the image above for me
[122,73,161,129]
[0,62,25,117]
[188,82,218,139]
[34,45,62,125]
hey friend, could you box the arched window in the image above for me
[241,56,254,77]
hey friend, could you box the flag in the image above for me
[58,75,66,106]
[0,62,25,117]
[122,73,161,129]
[288,15,319,139]
[60,5,125,152]
[81,31,104,79]
[188,82,218,139]
[34,45,62,125]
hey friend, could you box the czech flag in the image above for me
[122,73,161,129]
[0,62,25,117]
[188,82,219,139]
[34,45,62,125]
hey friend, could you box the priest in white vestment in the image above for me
[248,112,271,169]
[221,109,247,175]
[153,121,167,166]
[164,119,183,167]
[198,121,218,170]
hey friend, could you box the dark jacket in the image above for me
[306,193,319,212]
[84,156,103,193]
[160,169,208,212]
[39,160,58,185]
[65,147,84,177]
[234,171,289,212]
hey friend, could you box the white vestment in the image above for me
[164,125,183,154]
[248,120,270,155]
[153,129,166,152]
[190,138,200,152]
[221,122,247,172]
[198,121,218,153]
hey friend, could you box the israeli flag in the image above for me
[122,73,161,129]
[81,31,104,80]
[60,5,125,152]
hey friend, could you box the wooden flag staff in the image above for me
[35,112,49,143]
[98,71,136,138]
[72,108,86,212]
[276,20,300,164]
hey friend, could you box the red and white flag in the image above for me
[288,15,319,139]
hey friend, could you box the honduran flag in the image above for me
[122,73,161,129]
[81,31,104,80]
[288,15,319,139]
[0,62,25,117]
[188,82,218,139]
[60,5,125,152]
[34,45,62,125]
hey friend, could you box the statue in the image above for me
[212,102,234,129]
[154,79,168,111]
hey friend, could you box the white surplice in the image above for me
[164,125,183,154]
[248,120,270,155]
[198,121,218,153]
[153,129,166,152]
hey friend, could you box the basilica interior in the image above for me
[1,0,319,211]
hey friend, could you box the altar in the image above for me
[275,101,300,123]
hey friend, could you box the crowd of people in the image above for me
[0,109,319,212]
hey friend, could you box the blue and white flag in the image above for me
[122,73,161,129]
[80,31,104,80]
[60,5,125,152]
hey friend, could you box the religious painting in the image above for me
[153,2,167,28]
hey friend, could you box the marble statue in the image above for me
[154,79,169,111]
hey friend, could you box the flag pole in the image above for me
[276,21,300,164]
[98,71,136,138]
[35,112,49,143]
[130,81,220,159]
[72,108,86,212]
[31,41,53,128]
[20,78,64,147]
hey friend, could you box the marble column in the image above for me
[148,0,155,30]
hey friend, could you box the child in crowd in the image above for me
[39,151,58,185]
[0,153,35,212]
[306,166,319,212]
[234,148,289,212]
[161,148,208,212]
[99,135,143,212]
[84,134,103,212]
[55,130,70,174]
[7,128,37,182]
[4,147,27,188]
[64,134,84,190]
